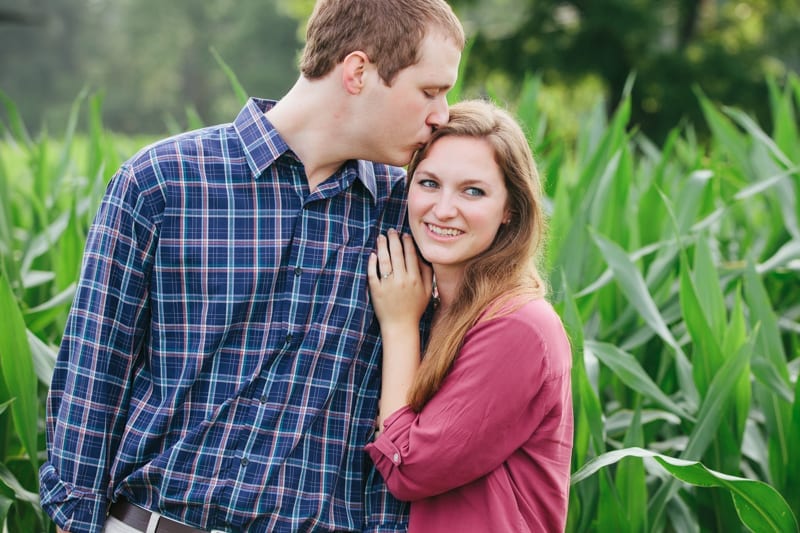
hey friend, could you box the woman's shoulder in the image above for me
[475,296,572,376]
[483,294,563,330]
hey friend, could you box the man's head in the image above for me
[300,0,465,86]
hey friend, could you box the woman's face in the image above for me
[407,135,510,278]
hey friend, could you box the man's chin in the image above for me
[383,152,414,168]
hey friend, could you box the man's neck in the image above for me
[266,76,352,190]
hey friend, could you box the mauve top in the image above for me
[366,298,573,532]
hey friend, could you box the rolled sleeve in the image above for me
[367,407,416,468]
[39,462,108,533]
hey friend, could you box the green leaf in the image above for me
[586,341,693,422]
[0,463,46,526]
[210,46,249,105]
[27,329,57,386]
[678,243,722,396]
[786,368,800,521]
[692,237,727,338]
[555,272,605,460]
[617,408,648,532]
[0,89,32,147]
[590,231,698,408]
[724,106,794,169]
[0,398,12,416]
[572,447,799,532]
[743,263,792,489]
[0,493,12,524]
[0,464,39,507]
[0,273,38,470]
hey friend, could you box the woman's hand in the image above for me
[368,229,432,430]
[368,229,433,334]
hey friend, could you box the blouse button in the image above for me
[392,453,400,464]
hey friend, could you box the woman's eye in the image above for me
[465,187,485,197]
[424,89,439,99]
[417,179,438,189]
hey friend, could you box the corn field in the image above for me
[1,70,799,531]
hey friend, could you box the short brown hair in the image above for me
[300,0,464,85]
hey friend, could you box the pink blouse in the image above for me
[366,298,573,532]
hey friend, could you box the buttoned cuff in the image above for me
[366,406,416,467]
[40,462,109,533]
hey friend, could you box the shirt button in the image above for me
[259,395,267,404]
[240,458,249,466]
[285,333,293,344]
[294,267,302,276]
[392,453,400,464]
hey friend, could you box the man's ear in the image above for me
[341,51,369,95]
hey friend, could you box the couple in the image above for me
[40,0,572,532]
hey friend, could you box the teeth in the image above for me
[428,224,462,237]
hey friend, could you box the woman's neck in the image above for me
[431,268,463,312]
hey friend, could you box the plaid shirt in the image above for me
[40,98,409,533]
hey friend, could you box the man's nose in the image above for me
[426,96,449,129]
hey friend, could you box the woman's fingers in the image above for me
[387,229,406,275]
[367,251,380,288]
[402,233,421,275]
[374,230,425,286]
[376,233,394,280]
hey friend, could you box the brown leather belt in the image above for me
[108,501,205,533]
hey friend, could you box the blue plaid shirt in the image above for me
[40,98,409,532]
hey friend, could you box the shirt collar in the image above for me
[234,98,378,200]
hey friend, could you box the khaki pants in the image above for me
[103,513,161,533]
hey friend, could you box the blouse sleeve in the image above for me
[365,300,572,501]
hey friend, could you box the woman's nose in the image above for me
[432,193,457,219]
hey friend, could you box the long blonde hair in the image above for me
[406,99,547,411]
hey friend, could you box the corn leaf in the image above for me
[573,447,799,532]
[0,273,38,469]
[590,231,698,408]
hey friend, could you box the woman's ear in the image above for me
[341,51,369,95]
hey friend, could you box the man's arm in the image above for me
[40,164,159,533]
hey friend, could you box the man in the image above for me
[39,1,464,531]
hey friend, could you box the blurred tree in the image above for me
[0,0,302,134]
[3,0,798,138]
[0,0,91,133]
[274,0,800,143]
[448,0,800,142]
[90,0,301,133]
[0,7,41,25]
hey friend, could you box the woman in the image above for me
[366,99,573,532]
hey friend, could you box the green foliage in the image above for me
[448,0,800,144]
[0,88,130,531]
[1,64,799,532]
[539,69,800,531]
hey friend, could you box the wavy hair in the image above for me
[406,99,548,411]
